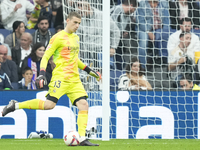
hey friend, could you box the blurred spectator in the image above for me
[136,0,170,68]
[0,0,3,29]
[28,0,34,5]
[167,18,200,59]
[0,0,34,30]
[53,5,64,28]
[179,73,194,90]
[5,21,25,50]
[50,0,62,14]
[110,0,119,7]
[0,54,13,90]
[118,56,152,90]
[27,0,41,29]
[39,0,52,28]
[169,0,200,30]
[76,0,120,69]
[0,45,18,82]
[12,32,33,79]
[32,16,53,47]
[168,31,196,81]
[53,0,75,28]
[18,66,37,90]
[0,33,12,60]
[55,25,64,33]
[26,0,35,19]
[50,0,62,23]
[21,42,53,85]
[110,0,138,70]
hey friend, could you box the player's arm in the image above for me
[78,59,101,81]
[36,35,59,88]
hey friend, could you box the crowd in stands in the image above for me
[1,0,200,91]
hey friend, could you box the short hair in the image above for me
[126,56,145,76]
[122,0,138,6]
[22,66,32,75]
[180,17,192,25]
[180,74,193,84]
[67,11,81,19]
[37,16,49,24]
[179,31,191,39]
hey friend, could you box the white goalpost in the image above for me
[102,0,110,141]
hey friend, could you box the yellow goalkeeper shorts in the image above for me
[47,79,88,105]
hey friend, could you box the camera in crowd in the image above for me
[180,55,195,73]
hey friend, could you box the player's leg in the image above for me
[75,98,89,139]
[1,98,57,117]
[2,79,64,117]
[68,82,99,146]
[17,99,56,110]
[75,98,99,146]
[16,93,59,111]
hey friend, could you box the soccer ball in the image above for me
[64,131,80,146]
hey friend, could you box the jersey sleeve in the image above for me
[78,58,87,70]
[40,35,60,71]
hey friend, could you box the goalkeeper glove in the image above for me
[35,70,47,89]
[83,66,101,81]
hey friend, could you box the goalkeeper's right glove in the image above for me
[35,70,47,89]
[83,66,102,81]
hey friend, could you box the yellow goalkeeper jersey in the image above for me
[40,30,81,82]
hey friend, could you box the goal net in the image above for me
[62,0,200,139]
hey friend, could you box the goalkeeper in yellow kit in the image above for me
[2,11,100,146]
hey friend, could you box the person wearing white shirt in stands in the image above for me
[167,17,200,57]
[168,31,196,81]
[118,56,152,90]
[0,0,34,30]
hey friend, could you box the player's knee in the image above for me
[44,100,56,110]
[76,99,88,110]
[44,105,55,110]
[82,100,88,109]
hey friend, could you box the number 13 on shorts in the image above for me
[54,80,61,88]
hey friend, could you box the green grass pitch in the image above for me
[1,139,200,150]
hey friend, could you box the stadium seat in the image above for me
[154,28,176,64]
[25,29,36,34]
[11,82,18,89]
[0,29,11,39]
[192,29,200,37]
[25,28,55,35]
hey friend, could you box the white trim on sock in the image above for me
[15,103,19,110]
[79,136,86,142]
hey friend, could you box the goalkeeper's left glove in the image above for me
[83,66,102,81]
[35,70,47,89]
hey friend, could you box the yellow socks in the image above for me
[18,99,45,110]
[77,110,88,137]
